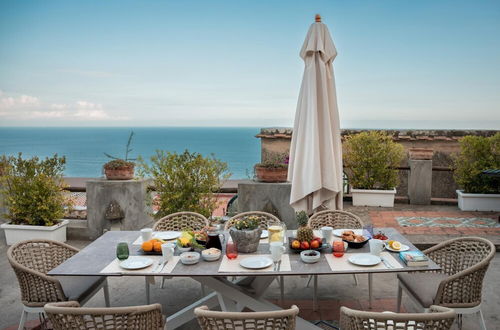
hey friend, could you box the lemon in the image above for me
[390,241,402,250]
[270,233,282,242]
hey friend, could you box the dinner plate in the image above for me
[119,256,154,270]
[239,256,273,270]
[385,243,410,252]
[260,230,269,239]
[348,254,381,267]
[154,231,181,240]
[333,229,363,237]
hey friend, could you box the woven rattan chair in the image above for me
[224,211,281,230]
[7,239,110,330]
[153,211,209,231]
[152,212,209,303]
[195,305,299,330]
[397,237,495,330]
[45,301,164,330]
[306,210,364,310]
[340,305,456,330]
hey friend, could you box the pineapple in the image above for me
[296,211,313,242]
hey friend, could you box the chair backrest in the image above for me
[308,210,363,229]
[153,211,209,231]
[45,301,165,330]
[340,305,456,330]
[424,237,495,307]
[7,239,78,306]
[195,305,299,330]
[224,211,281,230]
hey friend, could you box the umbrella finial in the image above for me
[315,14,321,22]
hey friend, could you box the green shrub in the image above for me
[453,133,500,194]
[343,131,405,190]
[139,150,230,219]
[0,153,70,226]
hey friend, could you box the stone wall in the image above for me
[257,128,499,200]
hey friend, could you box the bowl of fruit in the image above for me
[372,231,389,242]
[289,237,323,252]
[140,238,167,255]
[341,230,370,249]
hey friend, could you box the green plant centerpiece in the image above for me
[103,131,136,180]
[139,149,230,219]
[229,216,262,253]
[0,153,70,226]
[343,131,405,190]
[453,133,500,194]
[254,151,289,183]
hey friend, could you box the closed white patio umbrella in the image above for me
[288,14,343,213]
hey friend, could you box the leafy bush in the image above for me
[256,151,289,169]
[0,153,70,226]
[139,150,230,219]
[453,133,500,194]
[343,131,405,190]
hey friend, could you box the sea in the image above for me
[0,127,260,179]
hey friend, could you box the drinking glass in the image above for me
[333,241,344,258]
[364,224,374,238]
[225,241,238,260]
[268,222,286,244]
[116,242,129,260]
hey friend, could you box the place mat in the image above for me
[100,256,180,275]
[324,252,403,271]
[132,232,180,245]
[218,254,291,273]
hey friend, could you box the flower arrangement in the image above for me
[233,216,260,230]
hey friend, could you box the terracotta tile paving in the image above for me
[371,210,500,236]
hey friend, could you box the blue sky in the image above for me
[0,0,499,128]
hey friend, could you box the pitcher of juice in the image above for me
[206,227,224,250]
[268,222,286,244]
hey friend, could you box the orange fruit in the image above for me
[153,241,162,252]
[142,241,153,252]
[291,240,300,249]
[310,240,320,249]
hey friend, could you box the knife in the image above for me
[157,261,168,273]
[381,257,392,269]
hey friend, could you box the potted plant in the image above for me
[0,153,71,245]
[343,131,405,207]
[254,151,289,183]
[103,131,136,180]
[229,216,262,253]
[453,133,500,211]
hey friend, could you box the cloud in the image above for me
[0,91,128,121]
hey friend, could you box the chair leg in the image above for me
[352,274,358,286]
[201,283,206,297]
[368,273,373,309]
[145,277,151,304]
[279,275,284,305]
[397,283,402,312]
[478,309,487,330]
[103,280,110,307]
[457,313,463,330]
[18,309,28,330]
[306,275,313,287]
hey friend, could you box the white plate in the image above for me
[333,229,364,237]
[260,230,269,239]
[385,243,410,252]
[239,256,273,270]
[154,231,181,240]
[119,257,154,270]
[348,254,381,266]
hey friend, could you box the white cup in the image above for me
[270,241,286,262]
[141,228,153,242]
[369,239,385,256]
[321,226,333,244]
[161,243,175,262]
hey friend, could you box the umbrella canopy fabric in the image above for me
[288,20,343,213]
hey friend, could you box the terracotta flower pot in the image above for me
[408,148,434,160]
[255,165,288,183]
[104,165,135,180]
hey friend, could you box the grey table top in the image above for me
[49,228,440,277]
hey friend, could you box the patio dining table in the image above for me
[49,228,440,329]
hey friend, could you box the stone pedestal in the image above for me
[86,179,154,239]
[408,160,432,205]
[237,182,297,229]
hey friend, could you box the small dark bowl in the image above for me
[343,237,370,249]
